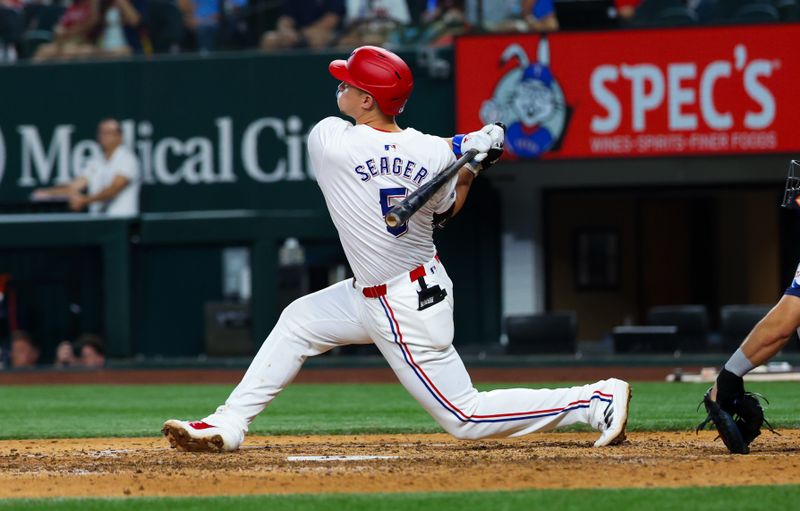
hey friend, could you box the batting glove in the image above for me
[462,123,506,176]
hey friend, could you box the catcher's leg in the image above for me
[738,294,800,368]
[163,279,371,451]
[697,295,800,454]
[713,294,800,400]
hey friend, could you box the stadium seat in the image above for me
[657,6,699,25]
[24,3,65,32]
[632,0,685,25]
[612,325,679,354]
[710,0,769,20]
[693,0,719,23]
[775,0,799,20]
[719,305,771,352]
[19,4,66,59]
[505,312,577,355]
[554,0,617,30]
[734,2,781,21]
[146,0,184,54]
[0,6,22,61]
[646,305,710,352]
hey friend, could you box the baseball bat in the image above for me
[385,148,479,228]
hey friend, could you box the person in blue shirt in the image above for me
[465,0,558,32]
[180,0,247,52]
[261,0,345,50]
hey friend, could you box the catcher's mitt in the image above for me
[696,388,776,454]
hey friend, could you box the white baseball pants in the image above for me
[207,255,612,439]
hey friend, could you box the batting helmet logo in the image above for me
[479,39,570,159]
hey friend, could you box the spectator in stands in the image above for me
[0,0,23,62]
[53,334,106,368]
[261,0,345,50]
[522,0,559,31]
[415,0,467,47]
[32,0,141,61]
[76,334,106,368]
[178,0,248,52]
[123,0,147,54]
[615,0,642,21]
[54,340,79,368]
[421,0,463,22]
[97,0,141,58]
[32,0,102,61]
[466,0,558,32]
[32,118,141,217]
[9,330,39,369]
[336,0,411,48]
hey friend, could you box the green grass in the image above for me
[1,486,798,511]
[0,381,798,440]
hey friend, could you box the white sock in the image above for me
[723,348,755,377]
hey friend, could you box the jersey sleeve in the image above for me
[115,150,139,181]
[786,261,800,297]
[430,138,458,214]
[307,117,350,176]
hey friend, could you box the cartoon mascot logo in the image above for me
[479,38,570,159]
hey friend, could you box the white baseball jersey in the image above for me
[79,145,140,217]
[308,117,458,286]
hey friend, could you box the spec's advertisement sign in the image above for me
[455,24,800,159]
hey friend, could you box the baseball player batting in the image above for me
[162,46,631,452]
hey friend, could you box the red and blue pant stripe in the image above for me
[378,296,612,424]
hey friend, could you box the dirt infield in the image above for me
[2,431,800,498]
[0,365,695,385]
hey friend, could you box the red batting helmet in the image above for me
[329,46,414,116]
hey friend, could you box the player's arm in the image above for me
[451,169,476,217]
[739,294,800,366]
[432,168,475,226]
[711,294,800,404]
[434,124,505,223]
[32,176,89,200]
[116,0,142,27]
[69,175,130,212]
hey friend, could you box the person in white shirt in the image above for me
[162,46,630,453]
[33,118,140,217]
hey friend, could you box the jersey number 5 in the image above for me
[379,187,408,237]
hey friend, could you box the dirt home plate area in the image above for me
[2,431,800,498]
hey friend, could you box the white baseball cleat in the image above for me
[592,378,632,447]
[162,419,243,453]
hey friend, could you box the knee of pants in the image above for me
[270,295,347,357]
[443,420,485,441]
[272,297,315,343]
